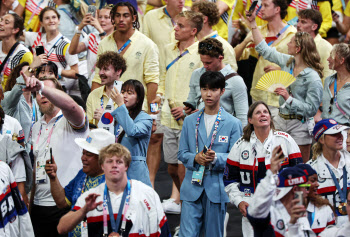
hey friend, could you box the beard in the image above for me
[39,102,55,115]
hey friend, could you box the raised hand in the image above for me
[45,156,57,180]
[84,193,103,212]
[110,87,124,107]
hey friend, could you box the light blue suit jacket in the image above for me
[111,104,152,186]
[178,108,242,204]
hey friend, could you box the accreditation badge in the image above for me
[35,148,48,184]
[81,220,88,237]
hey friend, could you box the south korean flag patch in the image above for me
[218,136,228,143]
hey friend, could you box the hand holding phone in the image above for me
[247,1,258,16]
[35,46,45,56]
[87,5,96,18]
[183,102,196,111]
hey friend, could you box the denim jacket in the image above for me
[256,40,323,118]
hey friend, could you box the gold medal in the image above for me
[108,232,120,237]
[12,133,18,141]
[338,203,347,215]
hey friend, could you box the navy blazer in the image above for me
[178,108,242,204]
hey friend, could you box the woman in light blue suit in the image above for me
[178,71,243,237]
[110,79,152,187]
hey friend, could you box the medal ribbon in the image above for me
[195,107,222,154]
[103,179,131,235]
[325,164,347,204]
[117,40,131,54]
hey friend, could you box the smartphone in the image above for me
[88,5,96,18]
[183,102,196,111]
[247,1,258,16]
[50,147,53,164]
[294,191,304,206]
[35,46,45,56]
[150,103,159,112]
[203,145,208,155]
[114,80,123,93]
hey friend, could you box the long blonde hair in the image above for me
[287,32,324,78]
[311,134,324,160]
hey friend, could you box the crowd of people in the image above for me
[0,0,350,236]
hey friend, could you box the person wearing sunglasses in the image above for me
[295,164,336,236]
[316,44,350,127]
[246,10,323,163]
[246,147,312,236]
[309,119,350,227]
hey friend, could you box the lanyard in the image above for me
[115,124,122,143]
[60,8,80,25]
[103,179,131,235]
[210,34,218,38]
[267,24,290,46]
[117,40,131,54]
[81,175,88,194]
[307,207,315,227]
[35,114,63,145]
[195,107,222,153]
[100,96,104,109]
[333,77,338,103]
[164,8,175,26]
[27,0,44,27]
[325,164,347,203]
[46,36,64,58]
[0,44,18,79]
[166,50,189,71]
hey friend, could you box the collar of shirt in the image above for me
[320,151,346,176]
[202,30,219,40]
[40,110,63,125]
[172,41,199,55]
[158,6,187,19]
[105,30,138,48]
[41,32,63,46]
[220,64,234,76]
[250,129,274,146]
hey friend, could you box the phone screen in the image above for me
[35,46,45,56]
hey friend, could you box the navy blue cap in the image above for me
[277,166,307,188]
[313,119,349,141]
[295,164,316,177]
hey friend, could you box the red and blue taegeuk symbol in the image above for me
[101,112,114,124]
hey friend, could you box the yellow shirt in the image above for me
[345,1,350,17]
[232,0,267,27]
[240,24,296,107]
[143,6,180,52]
[202,31,238,71]
[285,1,332,38]
[19,0,50,32]
[213,0,234,41]
[314,34,334,84]
[332,0,344,13]
[159,42,202,130]
[86,86,118,125]
[93,30,160,111]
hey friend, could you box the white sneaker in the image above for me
[162,198,175,204]
[162,199,181,214]
[174,226,180,237]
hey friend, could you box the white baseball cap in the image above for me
[75,129,115,155]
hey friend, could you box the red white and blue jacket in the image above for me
[224,130,303,207]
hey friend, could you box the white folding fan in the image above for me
[256,70,296,93]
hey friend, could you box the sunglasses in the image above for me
[298,183,311,190]
[199,42,214,51]
[328,97,334,114]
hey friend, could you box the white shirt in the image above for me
[204,113,217,138]
[31,110,88,206]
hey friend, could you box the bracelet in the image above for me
[12,0,19,10]
[38,81,45,97]
[74,27,82,35]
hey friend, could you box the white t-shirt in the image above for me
[31,110,89,206]
[204,113,217,138]
[2,115,25,142]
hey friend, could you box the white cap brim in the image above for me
[273,187,293,201]
[74,138,100,155]
[324,125,349,135]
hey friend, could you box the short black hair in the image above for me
[36,61,58,78]
[199,71,225,90]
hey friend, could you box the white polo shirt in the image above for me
[31,110,89,206]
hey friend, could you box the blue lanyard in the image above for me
[325,164,347,203]
[100,96,104,109]
[334,77,338,103]
[117,40,131,54]
[166,50,189,71]
[195,107,222,153]
[32,101,36,124]
[46,36,64,58]
[289,65,293,76]
[103,179,131,234]
[60,8,80,25]
[210,34,218,38]
[307,208,315,227]
[164,7,175,26]
[267,24,290,46]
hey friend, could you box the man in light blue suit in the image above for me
[178,71,243,237]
